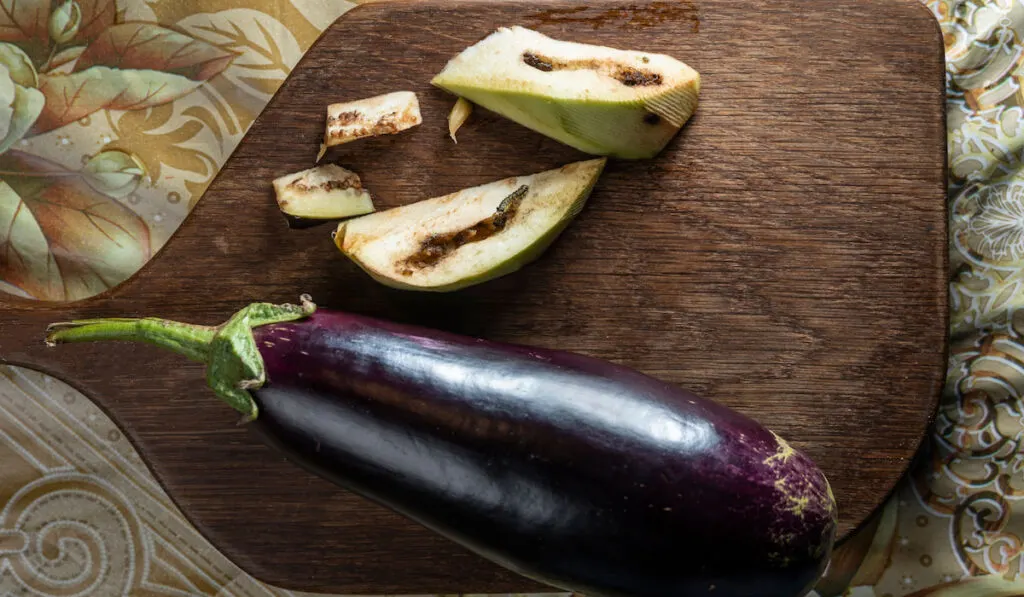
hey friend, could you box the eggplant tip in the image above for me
[43,321,78,346]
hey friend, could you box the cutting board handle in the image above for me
[0,187,253,379]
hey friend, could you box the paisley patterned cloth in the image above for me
[0,0,1022,595]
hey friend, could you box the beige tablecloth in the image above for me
[0,0,1022,595]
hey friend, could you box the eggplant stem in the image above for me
[45,318,217,363]
[43,296,318,420]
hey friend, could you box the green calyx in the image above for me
[205,295,316,421]
[44,295,317,422]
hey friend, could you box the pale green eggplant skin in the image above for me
[334,158,606,292]
[431,26,700,159]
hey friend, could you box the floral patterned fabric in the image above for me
[1,0,1023,595]
[0,0,350,301]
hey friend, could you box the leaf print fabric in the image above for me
[0,149,149,299]
[0,0,241,300]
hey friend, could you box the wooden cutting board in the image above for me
[0,0,947,593]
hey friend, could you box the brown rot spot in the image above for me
[521,52,662,87]
[643,113,661,125]
[400,185,530,274]
[616,67,663,87]
[373,112,404,135]
[322,178,359,191]
[522,52,554,72]
[289,173,362,193]
[328,111,360,126]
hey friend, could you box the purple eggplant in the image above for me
[45,295,837,597]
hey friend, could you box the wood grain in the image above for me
[0,0,947,593]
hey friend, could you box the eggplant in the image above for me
[45,296,837,597]
[272,163,375,228]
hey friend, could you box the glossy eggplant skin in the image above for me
[249,310,836,597]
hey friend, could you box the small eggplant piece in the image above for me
[272,163,374,228]
[45,297,837,597]
[448,97,473,142]
[318,91,422,160]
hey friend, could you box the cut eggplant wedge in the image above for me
[273,164,374,228]
[335,158,606,291]
[431,26,700,159]
[318,91,422,160]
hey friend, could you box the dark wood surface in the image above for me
[0,0,947,593]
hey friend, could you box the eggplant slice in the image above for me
[318,91,422,159]
[335,158,606,291]
[273,163,374,227]
[431,26,700,159]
